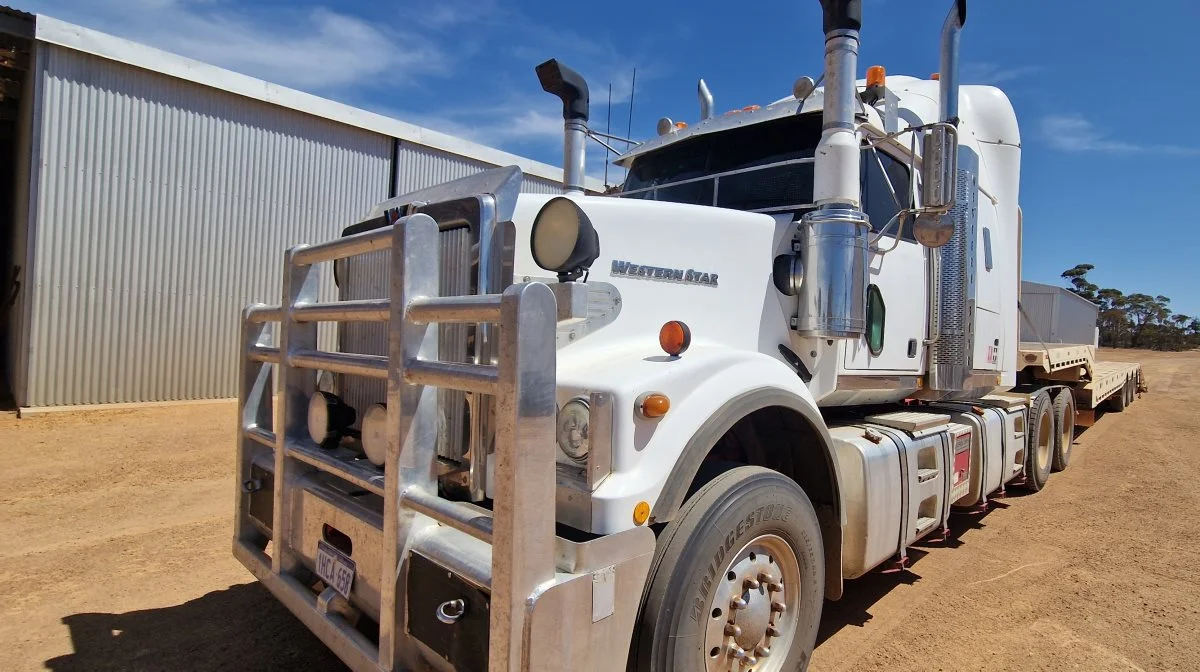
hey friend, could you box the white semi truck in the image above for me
[233,1,1143,670]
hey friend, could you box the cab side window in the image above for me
[862,150,915,242]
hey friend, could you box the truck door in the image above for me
[844,149,925,373]
[971,179,1003,371]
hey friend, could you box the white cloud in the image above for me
[27,0,644,182]
[960,62,1042,85]
[22,0,450,92]
[1041,114,1200,155]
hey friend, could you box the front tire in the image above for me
[632,466,824,672]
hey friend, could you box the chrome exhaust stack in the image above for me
[938,0,967,124]
[536,59,590,194]
[698,78,714,120]
[791,0,870,339]
[925,0,974,394]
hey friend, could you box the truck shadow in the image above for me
[48,506,1009,669]
[816,502,1005,646]
[45,582,349,672]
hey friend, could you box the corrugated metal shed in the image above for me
[3,13,595,408]
[25,45,391,406]
[1020,280,1099,347]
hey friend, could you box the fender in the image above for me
[558,345,847,599]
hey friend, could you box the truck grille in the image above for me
[338,225,473,460]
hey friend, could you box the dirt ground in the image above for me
[1,348,1197,671]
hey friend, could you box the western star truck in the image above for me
[233,1,1144,670]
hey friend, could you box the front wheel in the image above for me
[631,466,824,672]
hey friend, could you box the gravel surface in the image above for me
[2,348,1195,671]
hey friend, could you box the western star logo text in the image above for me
[610,259,718,287]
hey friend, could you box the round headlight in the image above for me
[556,398,590,462]
[307,391,355,447]
[361,403,388,466]
[531,197,600,281]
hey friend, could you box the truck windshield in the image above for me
[619,113,822,214]
[619,112,914,239]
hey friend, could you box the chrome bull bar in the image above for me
[233,213,654,671]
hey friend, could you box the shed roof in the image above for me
[12,10,604,191]
[1021,280,1100,310]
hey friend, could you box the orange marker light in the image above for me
[742,104,761,112]
[633,501,651,526]
[674,121,688,129]
[867,65,886,88]
[931,72,941,81]
[659,320,692,356]
[639,393,671,419]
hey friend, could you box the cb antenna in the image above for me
[626,67,637,145]
[605,82,612,187]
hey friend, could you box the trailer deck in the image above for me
[1018,343,1143,424]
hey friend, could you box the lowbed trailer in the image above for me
[1018,343,1144,426]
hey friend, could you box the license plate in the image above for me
[315,540,356,599]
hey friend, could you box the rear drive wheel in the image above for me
[1024,392,1054,492]
[632,466,824,672]
[1051,390,1075,472]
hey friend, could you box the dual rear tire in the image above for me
[1024,391,1055,491]
[1051,390,1075,472]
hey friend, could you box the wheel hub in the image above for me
[705,535,799,671]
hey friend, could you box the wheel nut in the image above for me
[730,596,748,610]
[757,572,775,583]
[731,646,746,660]
[743,577,761,590]
[771,601,786,614]
[724,623,742,638]
[741,656,758,667]
[755,644,771,657]
[766,625,781,638]
[766,581,783,593]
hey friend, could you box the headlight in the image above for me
[307,391,355,447]
[361,403,388,466]
[556,397,590,462]
[531,197,600,281]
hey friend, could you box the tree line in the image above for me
[1061,264,1198,351]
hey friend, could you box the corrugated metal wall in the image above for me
[24,45,392,406]
[395,141,564,196]
[1055,290,1100,346]
[18,44,571,407]
[1019,285,1056,343]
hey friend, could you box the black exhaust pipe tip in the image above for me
[535,59,590,122]
[820,0,862,33]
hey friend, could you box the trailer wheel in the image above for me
[1109,379,1129,412]
[1051,390,1075,472]
[1024,392,1054,492]
[631,466,823,672]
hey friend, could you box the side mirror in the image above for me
[913,124,958,248]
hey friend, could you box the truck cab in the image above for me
[231,2,1081,671]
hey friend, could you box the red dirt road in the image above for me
[1,348,1196,671]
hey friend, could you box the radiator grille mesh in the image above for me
[337,226,473,458]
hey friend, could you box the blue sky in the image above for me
[22,0,1200,317]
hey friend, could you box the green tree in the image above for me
[1061,264,1099,303]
